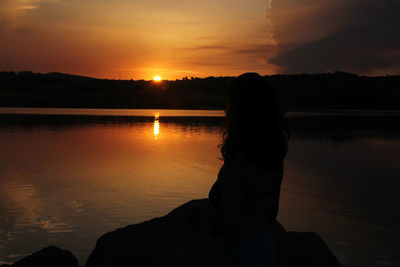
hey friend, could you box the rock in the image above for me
[86,199,212,267]
[86,198,341,267]
[276,232,341,267]
[11,246,79,267]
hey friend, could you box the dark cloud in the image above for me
[184,43,277,56]
[268,0,400,74]
[184,45,232,51]
[231,44,277,55]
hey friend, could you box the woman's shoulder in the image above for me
[223,152,250,167]
[225,153,282,172]
[221,153,247,175]
[223,153,283,185]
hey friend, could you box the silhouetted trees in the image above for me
[0,71,399,110]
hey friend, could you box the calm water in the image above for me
[0,108,400,266]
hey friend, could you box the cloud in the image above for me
[0,0,58,11]
[183,43,276,54]
[267,0,400,74]
[0,0,59,32]
[177,41,278,74]
[0,0,281,78]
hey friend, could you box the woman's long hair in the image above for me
[220,73,289,170]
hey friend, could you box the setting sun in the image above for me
[153,76,162,82]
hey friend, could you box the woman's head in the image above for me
[220,73,288,169]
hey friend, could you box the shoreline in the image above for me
[1,107,400,117]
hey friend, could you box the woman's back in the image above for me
[208,73,287,266]
[209,153,283,237]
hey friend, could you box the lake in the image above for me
[0,108,399,267]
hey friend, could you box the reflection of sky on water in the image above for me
[0,174,86,264]
[280,137,400,266]
[0,113,399,266]
[2,178,73,233]
[0,117,223,264]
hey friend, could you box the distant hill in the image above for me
[0,71,399,110]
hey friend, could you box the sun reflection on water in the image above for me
[153,114,160,138]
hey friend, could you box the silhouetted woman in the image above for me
[208,73,288,266]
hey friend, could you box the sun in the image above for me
[153,76,162,82]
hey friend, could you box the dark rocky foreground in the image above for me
[1,199,341,267]
[0,246,79,267]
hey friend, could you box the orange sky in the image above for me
[0,0,278,80]
[0,0,399,80]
